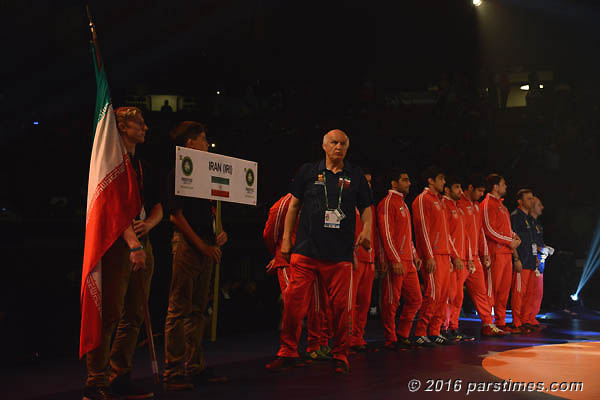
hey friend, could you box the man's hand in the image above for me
[281,238,292,262]
[510,234,522,249]
[130,249,147,271]
[356,229,371,250]
[266,259,275,273]
[513,259,523,272]
[482,255,491,269]
[216,231,228,247]
[452,257,464,271]
[133,220,150,238]
[424,258,436,274]
[392,261,405,276]
[467,260,476,274]
[200,242,222,264]
[414,256,422,271]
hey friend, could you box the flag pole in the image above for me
[85,5,102,69]
[211,200,222,342]
[138,274,160,385]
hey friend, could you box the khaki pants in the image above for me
[86,238,154,387]
[163,232,214,380]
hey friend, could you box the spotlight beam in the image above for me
[574,218,600,299]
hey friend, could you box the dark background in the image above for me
[1,0,599,363]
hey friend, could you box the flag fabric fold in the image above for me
[79,45,141,358]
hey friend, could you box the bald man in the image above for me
[266,130,373,374]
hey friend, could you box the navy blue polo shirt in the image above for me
[532,217,545,273]
[165,168,216,245]
[510,208,537,270]
[291,159,372,262]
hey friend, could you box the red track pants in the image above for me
[307,276,332,351]
[277,266,293,294]
[350,261,375,347]
[380,262,422,344]
[511,269,538,327]
[487,252,513,326]
[465,258,493,325]
[445,265,469,330]
[530,273,543,325]
[278,254,352,365]
[415,255,451,337]
[277,266,330,352]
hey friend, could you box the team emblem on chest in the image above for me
[399,206,407,217]
[338,177,351,189]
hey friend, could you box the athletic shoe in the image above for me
[334,359,349,374]
[507,323,530,334]
[523,323,542,331]
[383,342,397,351]
[188,367,227,384]
[451,329,475,341]
[497,324,522,334]
[82,386,120,400]
[320,345,333,356]
[306,347,333,361]
[350,344,368,353]
[481,324,507,337]
[414,336,436,348]
[519,325,533,334]
[110,373,153,399]
[397,336,413,351]
[162,376,194,392]
[442,329,459,341]
[265,357,305,372]
[429,335,456,345]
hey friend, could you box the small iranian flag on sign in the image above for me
[211,176,230,198]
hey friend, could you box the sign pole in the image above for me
[210,200,222,342]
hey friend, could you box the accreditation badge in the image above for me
[532,243,538,256]
[324,209,342,229]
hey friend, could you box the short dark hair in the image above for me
[465,173,485,190]
[444,174,462,191]
[387,167,409,188]
[486,173,504,192]
[516,188,533,201]
[169,121,207,147]
[422,165,444,184]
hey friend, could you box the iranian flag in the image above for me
[211,176,230,198]
[79,43,141,358]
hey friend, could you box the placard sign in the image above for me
[175,146,258,206]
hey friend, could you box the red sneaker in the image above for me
[481,324,507,337]
[496,324,522,334]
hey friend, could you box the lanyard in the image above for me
[322,171,345,210]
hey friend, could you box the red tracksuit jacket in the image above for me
[377,190,415,263]
[481,193,513,255]
[412,188,459,260]
[457,193,489,259]
[442,196,468,261]
[263,193,297,267]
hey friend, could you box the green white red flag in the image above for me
[79,42,141,358]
